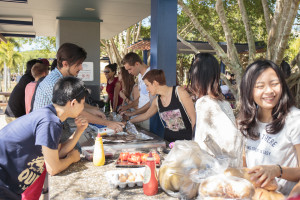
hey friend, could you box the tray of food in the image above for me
[116,151,160,167]
[105,168,145,188]
[81,146,116,161]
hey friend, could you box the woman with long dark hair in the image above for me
[189,53,243,167]
[104,63,123,112]
[238,60,300,196]
[117,67,139,113]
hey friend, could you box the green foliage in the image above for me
[15,36,56,53]
[284,37,300,68]
[0,38,22,73]
[178,0,269,43]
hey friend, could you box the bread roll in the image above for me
[199,174,255,199]
[179,168,200,199]
[252,188,285,200]
[159,164,181,191]
[224,167,278,191]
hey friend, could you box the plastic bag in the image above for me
[158,140,225,199]
[198,174,255,200]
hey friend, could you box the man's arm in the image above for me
[80,109,124,132]
[43,146,80,176]
[58,116,88,158]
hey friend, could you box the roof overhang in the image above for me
[128,39,266,54]
[0,0,150,40]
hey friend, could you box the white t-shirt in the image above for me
[221,85,230,95]
[245,106,300,195]
[194,95,244,168]
[137,67,150,108]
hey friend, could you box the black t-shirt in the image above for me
[5,73,34,117]
[0,105,62,195]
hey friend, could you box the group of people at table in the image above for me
[0,42,299,199]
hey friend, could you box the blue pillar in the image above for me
[143,50,148,64]
[149,0,177,139]
[150,0,177,86]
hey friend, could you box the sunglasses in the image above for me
[104,70,111,74]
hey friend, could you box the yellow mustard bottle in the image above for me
[93,133,105,166]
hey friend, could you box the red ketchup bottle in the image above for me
[143,152,158,196]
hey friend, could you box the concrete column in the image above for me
[56,19,100,100]
[150,0,177,86]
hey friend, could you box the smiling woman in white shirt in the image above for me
[238,60,300,196]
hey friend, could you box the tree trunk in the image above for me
[178,0,230,66]
[274,0,300,65]
[135,21,142,43]
[110,38,122,66]
[261,0,271,34]
[291,49,300,71]
[4,62,7,92]
[266,0,284,60]
[7,68,11,90]
[216,0,240,67]
[177,34,199,54]
[237,0,256,64]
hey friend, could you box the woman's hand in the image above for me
[118,105,130,113]
[248,165,281,188]
[120,110,134,117]
[107,121,124,133]
[75,115,88,133]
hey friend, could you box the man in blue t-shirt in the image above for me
[0,77,89,199]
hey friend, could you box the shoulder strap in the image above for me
[175,86,192,124]
[156,96,166,128]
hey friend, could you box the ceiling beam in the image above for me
[0,0,27,3]
[1,33,35,38]
[0,33,7,43]
[0,19,33,26]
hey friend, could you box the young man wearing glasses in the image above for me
[0,77,89,199]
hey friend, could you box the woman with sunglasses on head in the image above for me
[104,63,123,112]
[128,69,195,142]
[238,60,300,196]
[190,53,243,168]
[117,67,139,115]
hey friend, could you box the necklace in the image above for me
[160,88,172,107]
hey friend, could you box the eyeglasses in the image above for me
[104,70,111,74]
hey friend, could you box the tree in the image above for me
[16,36,56,54]
[178,0,300,107]
[0,38,22,91]
[100,21,143,67]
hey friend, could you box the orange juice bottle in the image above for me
[93,133,105,166]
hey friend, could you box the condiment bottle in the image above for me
[143,152,158,196]
[93,133,105,166]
